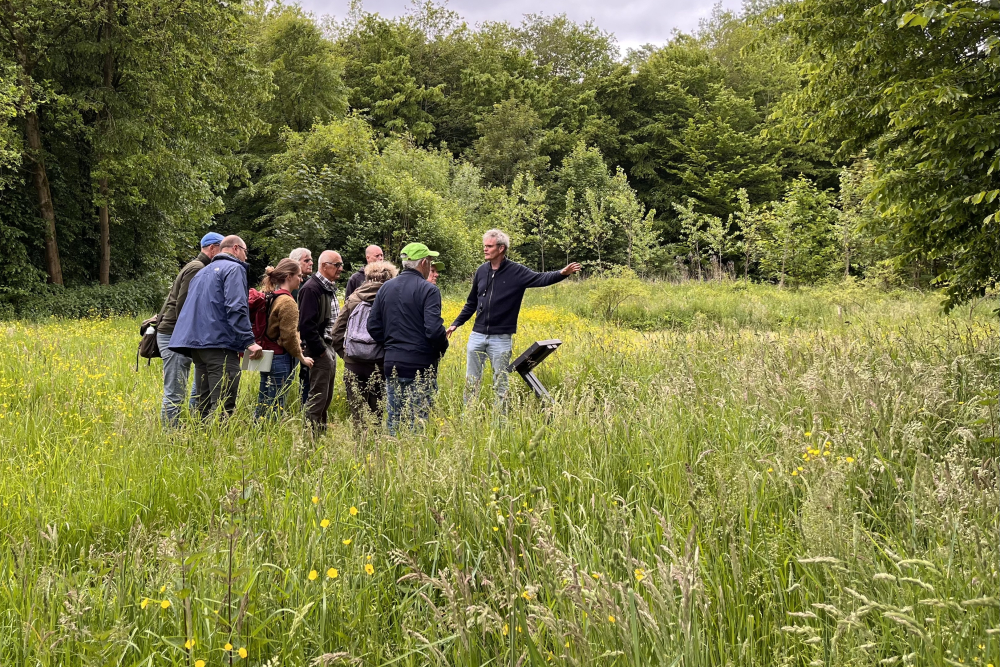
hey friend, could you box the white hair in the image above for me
[289,247,312,262]
[484,229,510,251]
[401,259,424,271]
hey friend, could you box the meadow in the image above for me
[0,281,996,666]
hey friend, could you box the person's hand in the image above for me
[248,344,264,359]
[560,262,583,276]
[301,356,314,368]
[446,325,458,338]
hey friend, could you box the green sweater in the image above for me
[157,252,211,335]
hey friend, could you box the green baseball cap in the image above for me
[400,242,439,261]
[431,260,444,270]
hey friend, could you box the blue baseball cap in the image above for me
[200,232,224,247]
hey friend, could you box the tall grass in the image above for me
[0,282,996,666]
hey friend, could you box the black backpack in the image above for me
[136,316,161,370]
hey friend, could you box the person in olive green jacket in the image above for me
[155,232,223,425]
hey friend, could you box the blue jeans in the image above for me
[386,370,437,436]
[157,331,193,426]
[255,352,294,419]
[465,332,513,401]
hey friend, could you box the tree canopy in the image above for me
[0,0,994,305]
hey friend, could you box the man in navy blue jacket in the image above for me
[446,229,581,401]
[169,235,263,418]
[367,242,449,434]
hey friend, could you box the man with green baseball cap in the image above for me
[367,241,449,434]
[400,242,439,261]
[428,260,444,286]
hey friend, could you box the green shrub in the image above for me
[0,280,166,320]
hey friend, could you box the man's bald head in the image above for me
[318,250,344,281]
[365,245,384,263]
[220,235,247,260]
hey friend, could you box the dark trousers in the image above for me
[190,348,241,419]
[299,362,310,410]
[344,362,384,425]
[305,349,335,428]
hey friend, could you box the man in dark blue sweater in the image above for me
[446,229,581,401]
[367,242,449,434]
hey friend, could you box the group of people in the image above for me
[153,229,581,434]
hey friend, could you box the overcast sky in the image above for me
[297,0,744,52]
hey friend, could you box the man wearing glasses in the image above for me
[288,247,314,300]
[298,249,344,432]
[168,235,263,419]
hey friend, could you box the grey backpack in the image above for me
[344,300,380,361]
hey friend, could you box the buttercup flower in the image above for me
[349,506,358,516]
[365,563,375,575]
[160,599,171,609]
[311,496,319,504]
[320,518,330,528]
[308,570,318,581]
[238,647,248,658]
[327,568,338,579]
[342,538,352,545]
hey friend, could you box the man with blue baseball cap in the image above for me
[153,232,224,425]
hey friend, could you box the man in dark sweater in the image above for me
[298,249,343,431]
[446,229,581,401]
[344,244,383,299]
[155,232,223,425]
[367,242,449,434]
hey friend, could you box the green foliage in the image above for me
[587,265,648,320]
[255,5,348,136]
[0,279,165,319]
[468,98,549,188]
[759,176,839,286]
[777,0,1000,307]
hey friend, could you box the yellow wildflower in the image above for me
[308,570,318,581]
[493,526,499,532]
[225,643,233,651]
[349,506,358,516]
[365,563,375,575]
[311,496,319,504]
[608,615,616,623]
[159,584,166,593]
[767,467,774,473]
[522,590,531,600]
[195,661,205,667]
[342,538,352,545]
[140,598,149,609]
[502,623,509,636]
[492,486,499,493]
[791,471,799,476]
[238,647,248,658]
[320,518,330,528]
[797,466,804,471]
[634,568,645,582]
[185,638,195,649]
[328,568,338,579]
[846,456,855,463]
[160,599,171,609]
[804,431,811,437]
[591,572,601,580]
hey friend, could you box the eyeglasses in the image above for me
[302,258,314,264]
[322,261,344,268]
[232,244,248,254]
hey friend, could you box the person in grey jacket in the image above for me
[446,229,581,401]
[169,235,262,419]
[155,232,223,425]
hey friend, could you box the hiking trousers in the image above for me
[191,348,242,419]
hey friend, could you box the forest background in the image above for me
[0,0,996,316]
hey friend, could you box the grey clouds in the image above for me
[296,0,744,51]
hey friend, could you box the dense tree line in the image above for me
[0,0,995,306]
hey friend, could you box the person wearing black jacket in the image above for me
[446,229,581,401]
[367,242,448,434]
[344,244,384,299]
[297,250,343,431]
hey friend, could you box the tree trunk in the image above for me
[24,108,63,285]
[843,246,850,278]
[98,177,110,284]
[97,0,115,285]
[15,37,62,285]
